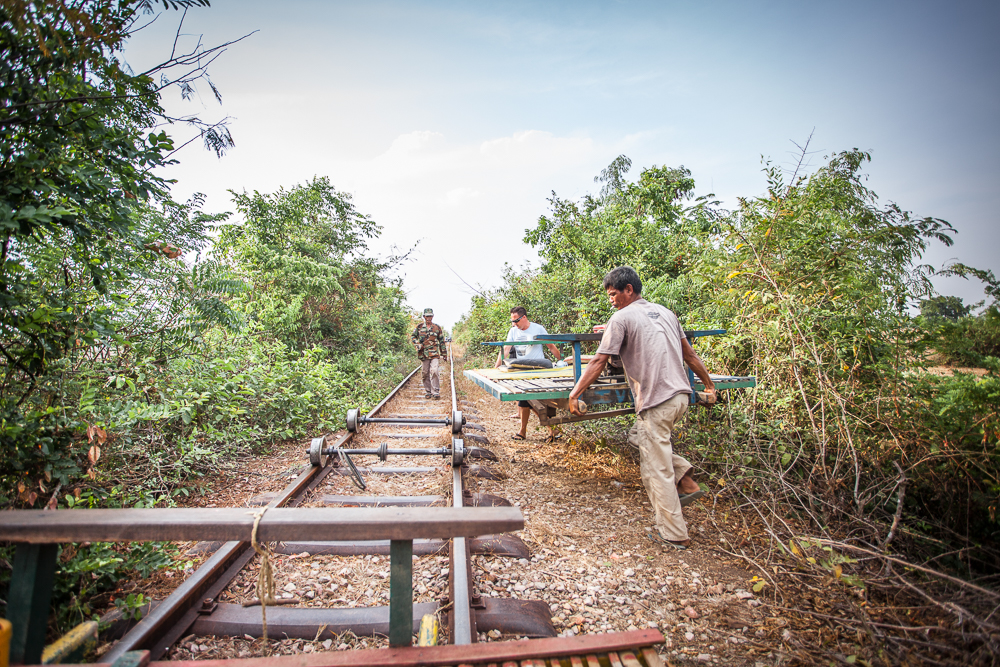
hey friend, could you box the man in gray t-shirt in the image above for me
[568,267,716,550]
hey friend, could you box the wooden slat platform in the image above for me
[134,629,666,667]
[465,367,756,403]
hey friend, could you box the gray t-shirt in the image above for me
[595,299,690,412]
[506,321,549,360]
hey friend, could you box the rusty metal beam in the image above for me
[475,597,558,638]
[273,534,528,559]
[190,602,438,640]
[0,506,525,544]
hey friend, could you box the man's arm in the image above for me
[567,353,610,414]
[494,345,512,368]
[682,338,717,403]
[545,342,561,360]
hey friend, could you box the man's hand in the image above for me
[698,388,718,405]
[568,398,585,415]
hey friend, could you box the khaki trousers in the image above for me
[629,393,692,541]
[421,358,441,395]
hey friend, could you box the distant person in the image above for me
[568,267,716,550]
[411,308,448,400]
[495,306,564,442]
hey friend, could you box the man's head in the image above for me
[423,307,434,324]
[509,306,529,331]
[603,266,643,310]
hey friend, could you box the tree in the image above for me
[919,295,971,321]
[216,178,408,351]
[0,0,239,404]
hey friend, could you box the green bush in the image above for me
[927,306,1000,367]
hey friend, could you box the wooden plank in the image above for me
[641,647,665,667]
[0,507,524,544]
[463,370,514,398]
[608,652,624,667]
[570,657,585,667]
[584,655,601,667]
[146,629,665,667]
[619,652,643,667]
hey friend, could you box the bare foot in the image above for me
[677,470,700,494]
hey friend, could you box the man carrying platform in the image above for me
[495,306,564,442]
[568,267,716,550]
[411,308,448,399]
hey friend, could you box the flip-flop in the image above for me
[648,532,688,551]
[679,489,706,507]
[511,433,526,441]
[544,433,563,444]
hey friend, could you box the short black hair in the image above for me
[510,306,527,317]
[603,266,642,295]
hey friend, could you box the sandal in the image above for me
[647,532,689,551]
[511,433,526,441]
[544,433,563,444]
[678,489,706,507]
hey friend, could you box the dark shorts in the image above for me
[517,400,530,408]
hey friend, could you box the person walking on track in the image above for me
[568,267,717,550]
[411,308,448,399]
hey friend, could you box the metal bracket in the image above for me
[339,451,366,491]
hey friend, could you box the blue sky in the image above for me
[125,0,1000,328]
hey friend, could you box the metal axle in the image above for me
[325,444,449,461]
[346,407,465,434]
[309,437,468,469]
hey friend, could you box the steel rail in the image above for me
[447,344,475,644]
[103,365,422,661]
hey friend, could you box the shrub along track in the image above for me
[95,349,799,666]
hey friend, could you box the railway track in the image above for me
[101,346,555,659]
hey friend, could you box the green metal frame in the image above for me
[8,543,59,665]
[389,540,413,647]
[471,329,756,406]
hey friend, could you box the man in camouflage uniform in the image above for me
[411,308,448,399]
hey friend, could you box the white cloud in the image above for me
[442,187,481,207]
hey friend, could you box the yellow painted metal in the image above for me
[417,613,439,646]
[41,621,98,664]
[0,619,11,667]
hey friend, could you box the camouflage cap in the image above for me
[422,308,434,316]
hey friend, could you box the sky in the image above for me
[123,0,1000,329]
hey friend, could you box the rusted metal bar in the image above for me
[0,506,525,544]
[330,466,440,476]
[273,534,528,559]
[188,602,438,640]
[319,495,443,506]
[475,597,557,638]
